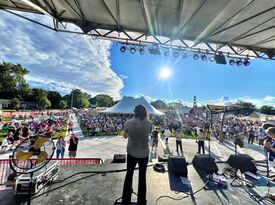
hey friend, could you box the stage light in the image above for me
[193,53,199,60]
[229,59,235,65]
[201,53,207,61]
[120,45,126,53]
[209,55,215,62]
[236,59,243,66]
[130,47,136,54]
[139,47,145,55]
[164,50,170,56]
[173,51,179,58]
[243,59,250,66]
[182,53,187,59]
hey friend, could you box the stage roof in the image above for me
[1,0,275,59]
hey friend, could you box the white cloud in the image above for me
[0,11,123,100]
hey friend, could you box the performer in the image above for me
[175,129,183,153]
[264,126,275,171]
[197,128,206,154]
[122,105,153,205]
[151,127,159,152]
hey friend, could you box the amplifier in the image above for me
[15,160,60,195]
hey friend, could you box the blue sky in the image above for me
[0,11,275,107]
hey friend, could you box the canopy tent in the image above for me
[249,111,269,121]
[2,0,275,59]
[102,96,164,115]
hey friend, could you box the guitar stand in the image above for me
[114,189,138,205]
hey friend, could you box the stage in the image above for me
[0,157,274,205]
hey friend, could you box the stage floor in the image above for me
[1,159,274,205]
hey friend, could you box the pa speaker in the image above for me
[112,154,126,163]
[168,156,188,177]
[214,54,227,65]
[227,154,257,174]
[192,155,219,175]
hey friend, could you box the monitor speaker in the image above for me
[168,156,188,177]
[112,154,126,163]
[227,154,257,174]
[192,154,219,175]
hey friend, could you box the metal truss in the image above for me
[1,7,273,60]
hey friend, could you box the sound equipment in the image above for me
[112,154,126,163]
[214,53,226,64]
[227,154,257,174]
[168,156,188,177]
[192,155,219,175]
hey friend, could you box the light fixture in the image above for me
[229,59,235,65]
[236,59,243,66]
[130,47,136,54]
[120,45,126,53]
[164,49,170,56]
[139,47,145,55]
[182,53,187,59]
[209,55,215,62]
[243,59,250,66]
[201,53,207,61]
[173,51,179,58]
[214,53,227,64]
[193,53,199,60]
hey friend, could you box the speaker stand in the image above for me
[114,189,138,205]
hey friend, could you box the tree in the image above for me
[70,89,90,108]
[90,94,114,107]
[38,97,51,109]
[233,101,256,115]
[47,91,62,108]
[258,105,275,115]
[150,100,168,110]
[11,98,20,109]
[0,62,30,99]
[59,100,67,109]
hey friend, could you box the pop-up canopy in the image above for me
[103,96,164,115]
[1,0,275,59]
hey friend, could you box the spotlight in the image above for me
[139,47,145,55]
[130,47,136,54]
[173,51,179,58]
[243,59,250,66]
[229,59,235,65]
[201,53,207,61]
[209,55,215,62]
[164,50,170,56]
[236,59,243,66]
[182,53,187,59]
[193,53,199,60]
[120,45,126,53]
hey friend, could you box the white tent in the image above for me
[103,96,164,115]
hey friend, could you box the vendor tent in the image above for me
[103,96,164,115]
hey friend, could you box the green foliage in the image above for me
[90,94,114,107]
[0,62,30,99]
[11,97,20,109]
[258,105,275,115]
[47,90,62,108]
[38,97,51,108]
[59,100,67,109]
[150,100,168,109]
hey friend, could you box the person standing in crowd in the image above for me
[68,133,78,158]
[175,129,183,153]
[122,104,153,205]
[257,127,266,146]
[0,136,9,152]
[68,120,74,134]
[248,127,255,144]
[197,128,206,154]
[151,127,159,152]
[20,124,29,141]
[163,127,171,144]
[56,136,66,158]
[264,126,275,171]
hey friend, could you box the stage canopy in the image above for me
[102,96,164,115]
[2,0,275,59]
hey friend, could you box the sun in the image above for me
[159,67,172,79]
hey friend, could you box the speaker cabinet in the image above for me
[168,156,188,177]
[227,154,257,174]
[192,155,219,175]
